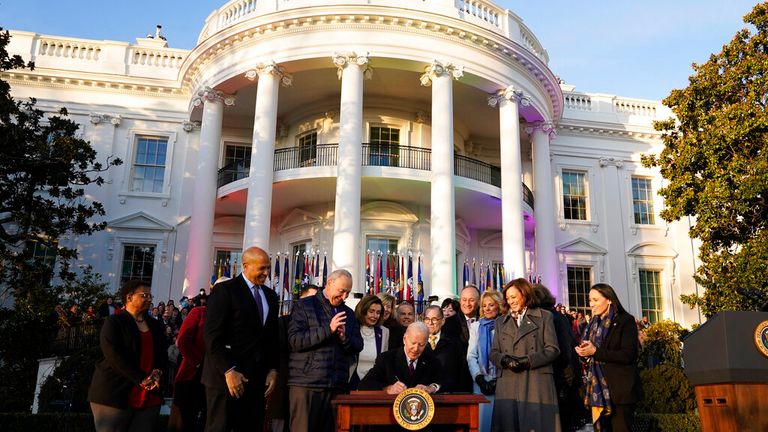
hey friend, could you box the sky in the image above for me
[0,0,759,101]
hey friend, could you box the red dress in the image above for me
[128,329,163,409]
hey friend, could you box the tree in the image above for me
[0,29,120,410]
[0,28,121,310]
[642,3,768,318]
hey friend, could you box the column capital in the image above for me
[332,52,373,80]
[182,120,201,133]
[89,113,122,126]
[244,61,293,87]
[487,85,531,108]
[524,121,556,139]
[598,157,625,168]
[420,60,463,87]
[192,86,236,108]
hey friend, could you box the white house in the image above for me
[5,0,702,326]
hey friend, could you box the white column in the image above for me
[531,122,559,295]
[489,87,526,280]
[184,87,233,297]
[242,62,293,250]
[421,61,463,299]
[331,52,371,281]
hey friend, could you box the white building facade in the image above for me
[5,0,702,326]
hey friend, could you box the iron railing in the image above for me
[216,145,534,208]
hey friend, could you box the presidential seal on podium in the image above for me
[393,388,435,430]
[754,320,768,358]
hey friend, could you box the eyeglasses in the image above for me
[423,317,442,324]
[133,292,153,299]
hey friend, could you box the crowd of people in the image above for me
[84,245,648,432]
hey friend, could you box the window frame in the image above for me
[119,243,157,286]
[121,129,177,200]
[367,124,401,167]
[297,131,318,166]
[554,164,599,231]
[561,169,589,221]
[631,176,656,225]
[566,265,593,317]
[638,269,664,323]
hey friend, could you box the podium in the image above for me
[682,311,768,431]
[333,391,487,431]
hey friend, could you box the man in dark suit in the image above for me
[388,301,415,349]
[202,246,279,432]
[359,322,442,394]
[442,285,480,392]
[422,305,464,392]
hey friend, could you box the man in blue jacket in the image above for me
[287,269,363,432]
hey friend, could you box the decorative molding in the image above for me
[487,85,530,108]
[556,124,659,140]
[524,121,556,140]
[419,60,463,87]
[182,120,201,132]
[89,113,122,126]
[332,52,373,80]
[191,86,236,108]
[244,61,294,87]
[598,157,624,168]
[324,110,338,120]
[414,110,428,124]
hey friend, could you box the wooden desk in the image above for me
[333,391,487,431]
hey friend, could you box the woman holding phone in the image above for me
[575,283,642,432]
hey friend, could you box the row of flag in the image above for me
[462,259,505,292]
[364,251,425,308]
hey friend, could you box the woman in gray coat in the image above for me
[490,278,561,432]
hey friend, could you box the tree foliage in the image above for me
[0,28,121,310]
[643,3,768,318]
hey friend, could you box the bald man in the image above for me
[202,247,279,432]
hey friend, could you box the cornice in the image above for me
[1,71,188,98]
[555,121,661,141]
[181,7,562,118]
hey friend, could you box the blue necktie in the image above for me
[253,285,264,324]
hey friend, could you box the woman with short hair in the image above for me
[88,280,167,432]
[350,295,389,389]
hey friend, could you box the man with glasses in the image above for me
[422,305,464,392]
[202,247,279,432]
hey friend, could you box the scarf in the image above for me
[583,305,616,426]
[477,317,496,377]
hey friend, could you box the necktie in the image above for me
[429,335,437,350]
[253,285,264,324]
[408,359,416,376]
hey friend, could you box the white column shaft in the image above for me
[331,63,364,278]
[532,126,559,295]
[499,98,526,280]
[430,74,457,299]
[243,72,280,250]
[184,99,223,296]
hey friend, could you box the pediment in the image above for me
[557,237,607,254]
[107,212,173,231]
[277,208,322,231]
[360,201,418,223]
[627,242,678,258]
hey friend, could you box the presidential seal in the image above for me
[393,388,435,430]
[754,320,768,358]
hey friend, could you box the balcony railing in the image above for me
[216,144,533,208]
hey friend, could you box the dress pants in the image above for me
[288,386,339,432]
[204,378,265,432]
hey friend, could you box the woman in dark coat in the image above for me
[575,283,642,432]
[88,280,167,432]
[490,278,561,432]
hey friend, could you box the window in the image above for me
[131,136,168,193]
[120,245,155,285]
[213,249,243,280]
[639,270,663,323]
[26,240,57,283]
[367,237,398,255]
[368,126,400,166]
[632,177,655,225]
[567,266,591,316]
[223,144,251,166]
[562,170,588,220]
[298,131,318,165]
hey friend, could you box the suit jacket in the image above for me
[358,348,440,391]
[424,333,464,392]
[174,305,205,383]
[593,311,642,404]
[88,310,168,408]
[202,274,279,390]
[442,313,477,392]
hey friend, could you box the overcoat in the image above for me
[489,307,561,432]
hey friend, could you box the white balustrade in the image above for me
[564,93,593,111]
[130,48,187,68]
[38,38,101,61]
[458,0,502,28]
[614,99,658,117]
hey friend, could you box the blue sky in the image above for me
[0,0,758,100]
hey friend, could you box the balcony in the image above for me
[217,144,534,208]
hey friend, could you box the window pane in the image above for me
[132,136,169,193]
[632,177,655,225]
[566,266,591,317]
[121,245,155,285]
[639,270,663,323]
[562,171,588,221]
